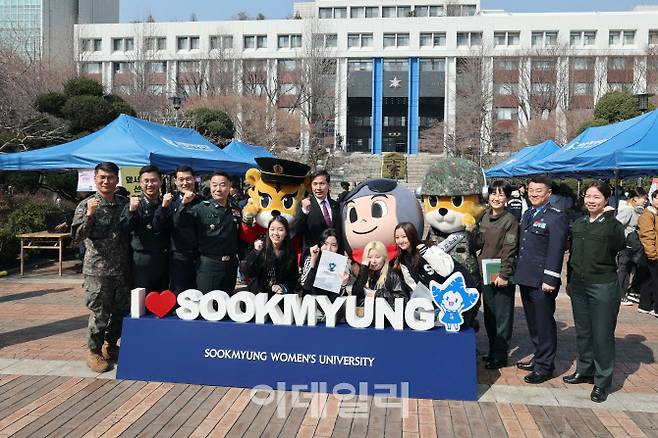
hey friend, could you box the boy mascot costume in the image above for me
[341,178,423,263]
[419,157,487,329]
[240,157,310,255]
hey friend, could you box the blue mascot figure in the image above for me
[430,272,480,333]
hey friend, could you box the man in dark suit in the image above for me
[515,174,568,384]
[294,169,342,256]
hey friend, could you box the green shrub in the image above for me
[104,94,137,117]
[0,197,61,268]
[64,76,104,97]
[61,95,115,133]
[35,92,67,117]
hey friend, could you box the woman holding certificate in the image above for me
[352,240,407,306]
[565,181,625,403]
[243,215,299,296]
[301,228,350,298]
[475,180,518,370]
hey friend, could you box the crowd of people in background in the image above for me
[71,161,658,403]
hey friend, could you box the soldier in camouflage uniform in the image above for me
[419,158,487,329]
[121,165,169,292]
[71,162,129,373]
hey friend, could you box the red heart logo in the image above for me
[145,290,176,318]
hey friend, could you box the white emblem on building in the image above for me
[389,76,402,88]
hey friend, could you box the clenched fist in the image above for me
[86,198,100,217]
[182,191,196,205]
[254,239,264,251]
[129,196,140,212]
[301,197,311,212]
[162,193,173,208]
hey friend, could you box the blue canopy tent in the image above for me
[0,114,253,174]
[223,139,274,167]
[516,109,658,178]
[486,140,560,178]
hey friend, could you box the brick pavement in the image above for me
[1,260,658,436]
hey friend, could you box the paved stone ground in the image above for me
[1,260,658,437]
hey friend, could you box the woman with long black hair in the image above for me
[391,222,455,292]
[301,228,350,297]
[242,215,299,296]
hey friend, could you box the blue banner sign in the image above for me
[117,316,476,400]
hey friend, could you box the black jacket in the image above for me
[294,197,342,254]
[352,266,407,306]
[153,192,201,258]
[243,248,299,295]
[121,196,169,255]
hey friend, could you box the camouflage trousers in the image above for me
[83,275,130,351]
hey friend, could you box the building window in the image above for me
[531,83,555,94]
[113,62,134,73]
[112,37,133,52]
[148,84,166,95]
[278,34,302,49]
[81,38,102,52]
[148,61,166,73]
[457,32,482,47]
[319,7,346,18]
[322,34,337,48]
[178,61,200,73]
[177,36,199,51]
[383,33,409,48]
[494,108,518,120]
[382,5,412,18]
[573,83,593,95]
[82,62,102,74]
[210,35,233,50]
[650,30,658,45]
[570,31,596,47]
[447,4,476,16]
[572,57,593,70]
[494,31,520,47]
[278,59,299,72]
[494,83,517,95]
[348,6,379,18]
[493,58,517,70]
[420,32,446,48]
[348,33,373,49]
[531,31,558,47]
[144,36,166,51]
[608,82,632,92]
[532,59,556,70]
[348,59,373,72]
[419,59,445,71]
[609,30,635,46]
[244,35,267,49]
[415,5,444,17]
[608,57,627,70]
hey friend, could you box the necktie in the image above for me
[321,200,333,227]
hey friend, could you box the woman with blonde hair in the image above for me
[352,240,407,306]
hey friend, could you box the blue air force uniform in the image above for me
[516,203,568,376]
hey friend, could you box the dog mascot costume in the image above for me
[420,158,487,329]
[240,157,310,255]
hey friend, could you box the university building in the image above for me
[0,0,119,63]
[73,0,658,156]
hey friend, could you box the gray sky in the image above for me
[120,0,658,22]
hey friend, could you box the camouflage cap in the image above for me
[420,157,485,196]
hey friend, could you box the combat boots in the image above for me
[87,350,111,373]
[101,341,120,362]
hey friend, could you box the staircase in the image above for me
[330,153,444,192]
